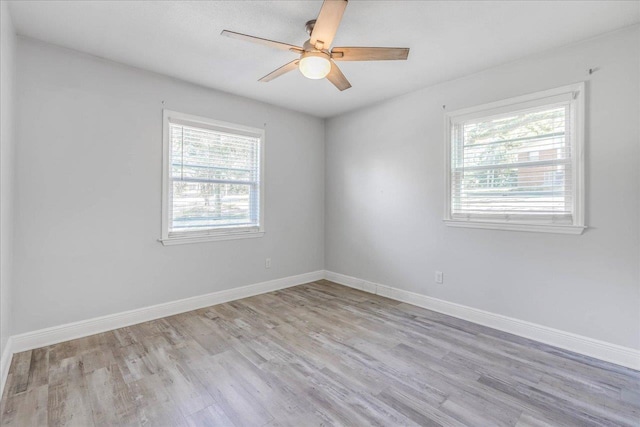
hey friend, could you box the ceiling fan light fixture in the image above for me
[221,0,409,90]
[299,52,331,80]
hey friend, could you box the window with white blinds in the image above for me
[161,110,265,245]
[444,83,585,234]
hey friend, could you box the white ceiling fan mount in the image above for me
[221,0,410,91]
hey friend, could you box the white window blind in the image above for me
[445,83,585,234]
[161,111,264,245]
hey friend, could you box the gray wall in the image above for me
[325,26,640,350]
[13,38,325,334]
[0,1,17,357]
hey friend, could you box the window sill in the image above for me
[159,231,265,246]
[443,220,586,235]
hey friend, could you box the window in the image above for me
[161,110,265,245]
[444,83,585,234]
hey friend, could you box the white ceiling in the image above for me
[8,1,640,118]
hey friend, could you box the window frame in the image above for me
[443,82,586,235]
[160,110,265,246]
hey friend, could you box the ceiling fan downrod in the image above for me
[305,20,316,36]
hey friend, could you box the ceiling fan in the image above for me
[221,0,409,91]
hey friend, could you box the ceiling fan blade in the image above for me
[221,30,304,53]
[331,47,410,61]
[258,60,300,82]
[326,60,351,91]
[310,0,348,50]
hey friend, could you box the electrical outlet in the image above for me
[265,258,271,269]
[435,271,443,284]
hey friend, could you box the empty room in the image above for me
[0,0,639,425]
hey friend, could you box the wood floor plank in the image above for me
[128,373,187,427]
[193,351,275,426]
[5,351,32,396]
[26,348,50,390]
[1,280,638,426]
[1,385,48,426]
[84,364,138,425]
[47,356,94,427]
[145,341,214,419]
[184,404,234,427]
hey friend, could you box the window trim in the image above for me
[160,109,265,246]
[443,83,586,235]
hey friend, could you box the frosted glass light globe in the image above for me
[299,54,331,79]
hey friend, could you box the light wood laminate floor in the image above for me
[1,280,639,426]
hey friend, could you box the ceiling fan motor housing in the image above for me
[303,40,329,55]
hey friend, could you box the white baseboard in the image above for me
[9,270,324,355]
[1,337,13,398]
[324,270,640,371]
